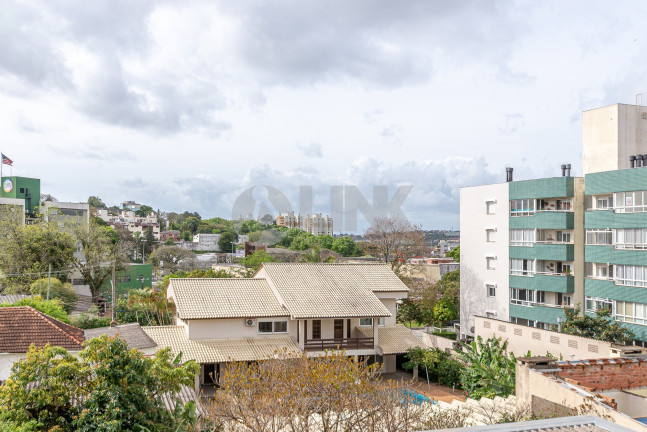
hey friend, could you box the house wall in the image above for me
[475,316,614,359]
[187,317,293,340]
[555,359,647,391]
[383,355,396,373]
[460,182,509,337]
[0,353,25,381]
[602,390,647,418]
[412,330,456,353]
[373,293,403,326]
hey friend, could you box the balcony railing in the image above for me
[304,337,374,351]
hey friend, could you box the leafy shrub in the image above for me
[29,278,78,313]
[0,296,69,323]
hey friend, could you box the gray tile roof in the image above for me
[259,263,398,319]
[168,278,288,320]
[357,325,426,355]
[143,326,301,363]
[84,323,157,350]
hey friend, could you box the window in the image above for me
[486,201,496,215]
[614,228,647,249]
[486,228,496,242]
[486,284,496,297]
[585,297,612,313]
[510,199,535,217]
[596,265,609,279]
[360,318,385,326]
[510,288,535,306]
[558,294,572,306]
[510,258,534,276]
[561,264,571,275]
[312,320,321,339]
[259,320,288,334]
[615,265,647,287]
[586,229,612,245]
[614,191,647,213]
[597,197,609,209]
[486,257,496,270]
[536,291,545,304]
[510,229,535,246]
[557,231,571,243]
[616,301,647,325]
[556,200,572,211]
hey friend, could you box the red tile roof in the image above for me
[0,307,84,352]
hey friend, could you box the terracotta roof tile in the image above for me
[0,306,84,352]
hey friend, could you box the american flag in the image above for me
[1,153,12,166]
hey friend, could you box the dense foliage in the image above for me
[0,296,70,323]
[29,277,78,313]
[0,337,199,432]
[240,250,276,271]
[454,337,517,399]
[562,305,634,344]
[404,347,462,388]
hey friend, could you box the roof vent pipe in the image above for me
[643,155,647,166]
[561,164,566,177]
[566,164,571,177]
[630,155,636,168]
[638,155,644,168]
[506,167,513,182]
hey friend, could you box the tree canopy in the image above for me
[0,336,199,432]
[561,305,634,344]
[86,196,106,208]
[364,216,427,269]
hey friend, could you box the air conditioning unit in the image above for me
[245,319,256,327]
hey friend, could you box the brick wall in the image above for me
[555,358,647,392]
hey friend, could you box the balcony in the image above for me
[509,273,574,293]
[509,303,572,324]
[585,245,647,266]
[303,337,374,351]
[585,209,647,229]
[510,211,574,230]
[510,243,574,261]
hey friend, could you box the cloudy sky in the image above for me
[2,1,646,232]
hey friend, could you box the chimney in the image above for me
[643,155,647,167]
[506,167,513,182]
[566,164,571,177]
[561,164,566,177]
[638,155,644,168]
[630,155,636,168]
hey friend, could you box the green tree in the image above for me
[148,245,196,273]
[455,336,517,399]
[446,245,460,262]
[181,231,192,241]
[561,304,634,343]
[0,220,76,292]
[240,250,275,271]
[433,298,457,325]
[87,196,106,208]
[437,269,460,311]
[331,236,358,256]
[219,230,239,253]
[396,298,422,327]
[134,204,154,217]
[238,219,261,234]
[29,278,78,313]
[73,221,129,304]
[0,296,70,323]
[0,336,199,432]
[316,234,335,250]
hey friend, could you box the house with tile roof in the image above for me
[0,306,85,381]
[143,263,425,388]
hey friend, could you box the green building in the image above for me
[508,176,585,329]
[100,263,153,301]
[1,176,40,215]
[584,167,647,342]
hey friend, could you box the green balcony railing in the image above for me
[509,273,574,293]
[510,243,574,261]
[509,303,571,324]
[510,211,574,230]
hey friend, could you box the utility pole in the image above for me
[46,263,52,300]
[111,261,116,324]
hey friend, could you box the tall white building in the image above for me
[276,211,334,236]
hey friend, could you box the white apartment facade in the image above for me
[459,182,510,337]
[276,211,334,236]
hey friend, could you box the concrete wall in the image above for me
[399,264,441,283]
[583,103,647,175]
[475,316,614,359]
[460,182,509,337]
[413,330,456,353]
[573,177,586,308]
[383,354,396,373]
[602,390,647,418]
[0,353,24,381]
[516,362,647,431]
